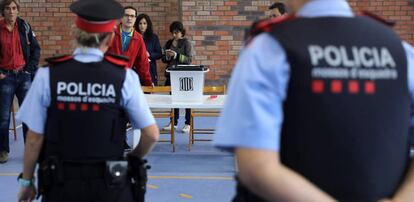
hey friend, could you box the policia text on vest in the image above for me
[55,81,117,104]
[309,45,398,81]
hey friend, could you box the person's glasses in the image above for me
[124,14,136,18]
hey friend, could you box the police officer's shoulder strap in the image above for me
[247,15,297,44]
[104,53,129,68]
[44,54,73,66]
[359,11,396,27]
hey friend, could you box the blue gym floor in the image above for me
[0,116,236,202]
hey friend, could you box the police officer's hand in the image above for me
[17,186,37,202]
[0,73,5,80]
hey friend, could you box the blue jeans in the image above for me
[0,72,31,153]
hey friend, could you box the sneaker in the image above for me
[181,124,191,134]
[0,151,8,164]
[163,123,177,131]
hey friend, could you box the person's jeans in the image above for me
[174,108,191,125]
[0,72,31,153]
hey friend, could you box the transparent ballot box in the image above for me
[166,65,209,103]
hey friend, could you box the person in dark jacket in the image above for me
[162,21,194,133]
[135,13,162,85]
[0,0,40,164]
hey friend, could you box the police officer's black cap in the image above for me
[70,0,123,22]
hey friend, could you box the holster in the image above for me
[127,155,150,202]
[36,156,64,199]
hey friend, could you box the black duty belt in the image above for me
[63,162,106,180]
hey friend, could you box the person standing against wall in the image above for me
[136,14,162,85]
[108,6,153,86]
[162,21,195,133]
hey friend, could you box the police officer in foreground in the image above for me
[214,0,414,201]
[16,0,159,201]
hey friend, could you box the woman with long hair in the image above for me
[135,13,162,85]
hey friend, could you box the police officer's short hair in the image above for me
[169,21,186,36]
[74,28,112,48]
[268,2,286,15]
[0,0,20,17]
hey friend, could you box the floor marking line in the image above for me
[0,173,19,176]
[147,184,159,189]
[179,193,193,199]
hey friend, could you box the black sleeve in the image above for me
[26,23,41,73]
[149,34,162,61]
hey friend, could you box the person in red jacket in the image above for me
[108,6,152,86]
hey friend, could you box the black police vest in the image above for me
[44,57,127,162]
[269,17,411,201]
